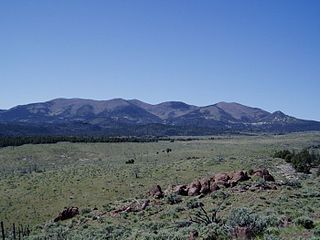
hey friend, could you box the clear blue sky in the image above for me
[1,1,319,120]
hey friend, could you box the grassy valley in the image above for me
[0,132,320,239]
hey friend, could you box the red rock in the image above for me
[229,171,250,187]
[188,180,201,196]
[199,178,211,194]
[149,185,164,199]
[215,173,230,187]
[209,178,220,192]
[173,184,189,196]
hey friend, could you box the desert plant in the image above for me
[186,199,203,209]
[226,208,267,238]
[189,202,224,226]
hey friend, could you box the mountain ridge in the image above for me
[0,98,319,136]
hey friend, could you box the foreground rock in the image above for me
[54,207,79,222]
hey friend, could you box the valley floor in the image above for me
[0,132,320,239]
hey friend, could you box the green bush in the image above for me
[165,193,182,205]
[81,208,91,215]
[274,148,320,173]
[294,216,314,229]
[226,208,267,237]
[273,150,293,161]
[283,179,302,188]
[186,199,203,209]
[291,149,312,173]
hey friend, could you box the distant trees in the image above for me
[0,136,158,148]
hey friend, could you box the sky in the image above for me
[0,0,319,120]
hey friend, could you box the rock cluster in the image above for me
[149,169,275,198]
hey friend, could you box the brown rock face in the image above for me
[188,180,201,196]
[54,207,79,222]
[149,185,164,199]
[199,178,211,194]
[173,184,189,196]
[215,173,230,187]
[209,180,220,192]
[229,171,250,187]
[231,171,250,182]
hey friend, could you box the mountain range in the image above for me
[0,98,319,136]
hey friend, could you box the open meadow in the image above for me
[1,132,320,239]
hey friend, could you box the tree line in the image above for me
[0,136,159,148]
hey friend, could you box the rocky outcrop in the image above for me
[165,169,275,197]
[54,207,79,222]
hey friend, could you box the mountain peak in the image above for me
[213,101,270,122]
[0,98,319,135]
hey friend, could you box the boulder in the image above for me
[229,171,250,187]
[215,173,230,187]
[188,180,201,196]
[54,207,79,222]
[172,184,189,196]
[199,178,211,194]
[209,178,220,192]
[149,185,164,199]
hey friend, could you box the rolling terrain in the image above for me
[0,98,319,136]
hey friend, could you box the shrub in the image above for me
[291,149,312,173]
[165,193,182,205]
[273,150,292,161]
[125,159,135,164]
[264,235,281,240]
[294,216,314,229]
[81,208,91,215]
[283,179,302,188]
[186,199,203,209]
[226,208,267,237]
[210,190,230,200]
